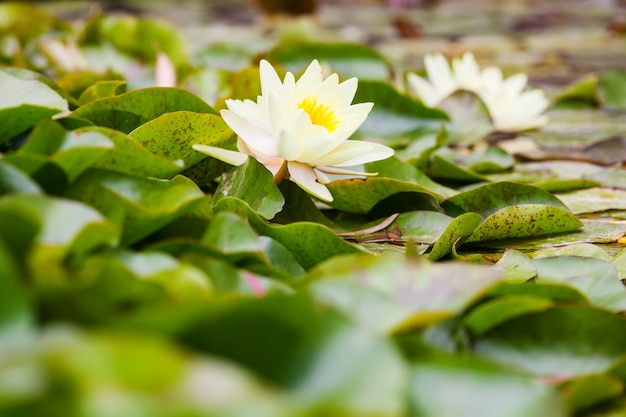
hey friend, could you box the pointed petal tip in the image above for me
[192,144,249,166]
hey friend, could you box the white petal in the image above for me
[311,140,394,167]
[277,128,301,160]
[425,53,456,97]
[288,161,333,202]
[314,168,331,184]
[502,73,528,97]
[316,165,378,177]
[297,136,345,164]
[295,59,323,95]
[192,144,248,166]
[453,53,481,91]
[259,60,284,97]
[407,73,441,106]
[337,77,358,106]
[220,109,278,156]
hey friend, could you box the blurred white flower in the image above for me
[407,52,549,132]
[194,59,394,202]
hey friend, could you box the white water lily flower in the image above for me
[193,59,394,202]
[407,52,549,132]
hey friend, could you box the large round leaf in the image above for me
[71,88,216,133]
[327,177,444,215]
[0,70,69,145]
[473,307,626,377]
[214,197,363,270]
[65,170,205,245]
[353,80,448,140]
[534,256,626,312]
[265,41,392,80]
[129,111,234,171]
[305,253,503,333]
[442,181,570,218]
[410,361,566,417]
[465,204,583,243]
[177,295,407,416]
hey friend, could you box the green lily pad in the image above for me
[83,14,188,66]
[214,197,363,270]
[561,374,624,414]
[71,87,216,134]
[81,126,186,178]
[475,218,626,251]
[0,160,42,196]
[532,178,600,194]
[78,80,127,105]
[0,3,54,42]
[534,256,626,312]
[353,80,448,140]
[65,170,205,245]
[495,249,537,283]
[530,243,612,261]
[409,360,566,417]
[305,253,502,333]
[0,194,120,286]
[0,69,69,145]
[428,212,482,261]
[557,187,626,214]
[553,74,599,108]
[0,240,32,350]
[265,41,392,80]
[464,295,554,335]
[212,157,284,220]
[473,307,626,377]
[17,120,114,182]
[491,282,588,304]
[597,69,626,110]
[443,181,570,218]
[129,110,234,171]
[202,211,264,257]
[3,67,80,109]
[177,295,407,415]
[390,210,454,244]
[366,156,456,197]
[327,177,444,215]
[428,153,488,183]
[465,204,583,243]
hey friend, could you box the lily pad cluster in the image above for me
[1,3,626,416]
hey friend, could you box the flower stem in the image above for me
[273,161,289,186]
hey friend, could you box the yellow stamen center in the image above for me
[298,97,339,132]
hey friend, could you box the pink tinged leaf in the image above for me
[242,271,266,297]
[155,51,177,87]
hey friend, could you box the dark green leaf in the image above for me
[534,256,626,312]
[465,204,583,243]
[214,197,363,270]
[473,307,626,377]
[353,80,448,140]
[266,41,392,80]
[327,177,444,215]
[443,181,570,217]
[65,170,204,245]
[597,69,626,110]
[305,253,502,333]
[71,88,216,133]
[212,158,284,220]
